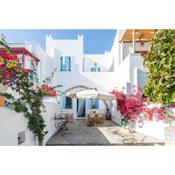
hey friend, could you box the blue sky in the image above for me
[0,29,117,54]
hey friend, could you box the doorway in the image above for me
[77,99,86,118]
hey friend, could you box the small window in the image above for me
[60,56,71,71]
[91,62,100,72]
[62,96,72,109]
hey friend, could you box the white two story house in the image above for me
[36,30,157,121]
[43,34,117,119]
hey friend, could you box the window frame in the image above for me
[60,56,71,72]
[62,96,73,109]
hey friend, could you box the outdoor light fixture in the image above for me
[141,42,144,46]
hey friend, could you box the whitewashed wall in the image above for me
[56,71,118,119]
[46,34,84,73]
[84,53,114,72]
[135,119,166,141]
[0,100,60,146]
[112,53,146,91]
[113,54,131,91]
[123,42,152,61]
[135,68,148,89]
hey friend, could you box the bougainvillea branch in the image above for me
[0,38,57,145]
[112,86,175,127]
[112,86,145,123]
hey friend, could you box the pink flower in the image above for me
[24,69,30,74]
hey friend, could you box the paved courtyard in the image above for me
[46,120,164,146]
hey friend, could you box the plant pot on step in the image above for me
[0,96,5,107]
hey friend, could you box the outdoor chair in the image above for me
[54,114,68,137]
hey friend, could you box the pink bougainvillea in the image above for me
[41,84,57,97]
[112,86,145,122]
[143,107,166,121]
[112,86,175,125]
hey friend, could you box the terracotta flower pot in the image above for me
[0,96,5,107]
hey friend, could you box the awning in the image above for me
[119,29,158,43]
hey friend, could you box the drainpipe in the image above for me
[132,29,136,54]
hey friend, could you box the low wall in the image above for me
[111,101,168,141]
[0,99,60,146]
[135,119,167,141]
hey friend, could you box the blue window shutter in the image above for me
[60,57,63,71]
[62,96,66,109]
[88,99,91,109]
[68,56,71,71]
[63,57,66,71]
[65,56,68,71]
[95,100,99,109]
[70,98,73,108]
[65,56,71,71]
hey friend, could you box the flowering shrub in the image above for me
[0,54,20,85]
[143,106,167,121]
[112,86,175,127]
[112,86,145,123]
[0,39,58,145]
[41,84,57,97]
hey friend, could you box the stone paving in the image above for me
[46,120,164,146]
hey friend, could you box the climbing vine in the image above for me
[144,29,175,105]
[0,37,57,145]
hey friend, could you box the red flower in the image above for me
[24,69,30,74]
[41,84,57,97]
[11,66,17,70]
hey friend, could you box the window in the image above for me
[91,62,100,72]
[60,56,71,71]
[62,96,72,109]
[91,99,99,109]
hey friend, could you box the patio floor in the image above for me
[46,120,164,146]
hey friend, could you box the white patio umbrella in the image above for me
[66,88,116,100]
[66,88,115,120]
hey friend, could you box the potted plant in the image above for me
[0,84,6,107]
[0,96,5,107]
[105,108,111,120]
